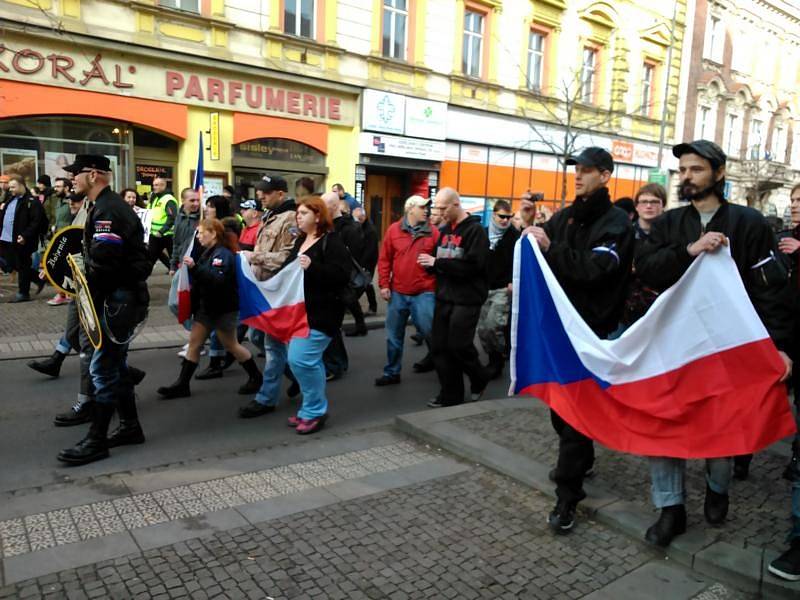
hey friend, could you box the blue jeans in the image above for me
[89,289,138,406]
[289,330,331,420]
[649,457,732,508]
[249,327,265,351]
[383,291,434,377]
[255,333,287,407]
[209,330,225,358]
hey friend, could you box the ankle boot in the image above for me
[704,484,729,525]
[157,359,197,399]
[195,356,224,380]
[127,365,146,386]
[221,352,236,370]
[54,397,94,427]
[107,394,145,448]
[645,504,687,547]
[238,357,263,395]
[57,403,114,465]
[28,350,66,378]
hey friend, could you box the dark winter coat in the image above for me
[487,225,520,290]
[359,217,380,273]
[191,244,238,317]
[431,214,489,306]
[0,190,45,254]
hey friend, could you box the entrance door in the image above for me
[365,173,405,239]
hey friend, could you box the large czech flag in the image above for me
[237,255,309,343]
[510,234,795,459]
[176,237,194,325]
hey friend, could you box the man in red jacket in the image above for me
[374,195,440,386]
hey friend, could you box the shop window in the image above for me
[159,0,200,13]
[285,0,316,39]
[382,0,409,60]
[462,10,484,78]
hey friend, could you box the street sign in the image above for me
[648,168,668,187]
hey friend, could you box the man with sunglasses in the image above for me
[477,200,520,379]
[56,155,152,466]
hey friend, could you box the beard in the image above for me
[679,179,719,202]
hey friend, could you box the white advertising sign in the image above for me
[359,133,445,161]
[362,89,405,135]
[405,97,447,140]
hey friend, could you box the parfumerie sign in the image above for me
[0,37,355,127]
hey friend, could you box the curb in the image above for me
[394,397,799,600]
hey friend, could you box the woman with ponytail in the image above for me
[158,218,262,399]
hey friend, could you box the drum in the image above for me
[42,226,84,297]
[67,253,103,350]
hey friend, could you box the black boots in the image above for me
[704,484,729,525]
[54,397,94,427]
[238,358,263,395]
[645,505,687,547]
[157,359,198,399]
[195,356,224,380]
[57,403,114,465]
[28,350,66,378]
[733,454,752,481]
[127,365,146,386]
[487,352,505,380]
[412,353,435,373]
[107,394,145,448]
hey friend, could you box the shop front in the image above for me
[0,28,359,202]
[358,89,447,237]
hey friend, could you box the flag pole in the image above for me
[194,131,205,220]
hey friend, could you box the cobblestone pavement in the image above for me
[457,403,794,551]
[0,467,662,600]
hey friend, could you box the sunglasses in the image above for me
[495,213,513,220]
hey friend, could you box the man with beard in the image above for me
[524,147,634,535]
[636,140,793,547]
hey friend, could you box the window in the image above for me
[697,106,711,140]
[705,15,724,63]
[772,124,787,162]
[285,0,315,39]
[527,31,545,91]
[159,0,199,12]
[382,0,408,60]
[723,113,741,157]
[749,118,763,159]
[462,10,484,78]
[640,63,654,116]
[580,48,597,104]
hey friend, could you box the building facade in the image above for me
[0,0,688,234]
[678,0,800,217]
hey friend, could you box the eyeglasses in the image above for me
[637,200,662,206]
[495,214,513,220]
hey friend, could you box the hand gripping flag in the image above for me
[237,255,309,343]
[510,234,795,459]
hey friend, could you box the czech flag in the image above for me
[237,255,309,343]
[176,237,194,325]
[510,234,795,459]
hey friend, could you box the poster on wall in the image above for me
[45,152,120,190]
[135,164,173,198]
[203,176,224,199]
[1,148,38,187]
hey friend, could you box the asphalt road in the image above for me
[0,328,510,493]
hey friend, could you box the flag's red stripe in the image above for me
[241,302,309,343]
[519,339,795,459]
[177,289,192,324]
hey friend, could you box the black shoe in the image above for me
[34,277,46,295]
[375,374,401,386]
[548,467,595,482]
[410,333,424,346]
[548,499,577,534]
[238,400,276,419]
[158,359,197,399]
[286,380,300,399]
[221,352,236,370]
[413,356,435,373]
[28,350,66,378]
[57,403,114,465]
[704,484,729,525]
[469,378,489,402]
[733,455,751,481]
[9,293,31,303]
[195,356,224,380]
[107,420,145,448]
[237,357,263,395]
[768,539,800,581]
[127,366,146,386]
[54,399,94,427]
[344,326,368,337]
[645,505,687,547]
[427,397,442,408]
[326,372,342,382]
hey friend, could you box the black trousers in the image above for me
[1,241,33,296]
[431,300,486,406]
[323,330,348,378]
[550,410,595,505]
[148,235,173,270]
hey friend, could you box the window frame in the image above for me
[462,8,485,79]
[382,0,409,60]
[640,62,655,117]
[705,14,724,63]
[723,112,741,158]
[527,29,546,92]
[749,117,764,159]
[284,0,317,40]
[580,46,598,105]
[159,0,200,12]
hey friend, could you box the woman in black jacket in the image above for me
[281,196,349,434]
[158,218,262,399]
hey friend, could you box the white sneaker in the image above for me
[177,344,207,358]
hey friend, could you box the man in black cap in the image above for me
[636,140,794,547]
[523,146,634,535]
[57,155,152,465]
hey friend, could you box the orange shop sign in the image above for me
[611,140,634,162]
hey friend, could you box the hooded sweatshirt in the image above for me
[430,214,489,305]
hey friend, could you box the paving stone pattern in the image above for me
[0,467,656,600]
[0,442,432,559]
[457,404,795,551]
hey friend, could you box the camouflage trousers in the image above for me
[477,288,511,358]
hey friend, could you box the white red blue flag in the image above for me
[510,234,795,459]
[237,255,309,343]
[176,236,193,324]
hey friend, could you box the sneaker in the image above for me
[238,400,275,419]
[47,294,70,306]
[374,374,401,386]
[469,380,489,402]
[295,414,328,435]
[427,397,443,408]
[768,540,800,581]
[548,499,576,534]
[287,415,301,428]
[176,343,189,357]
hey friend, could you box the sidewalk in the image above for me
[397,397,799,599]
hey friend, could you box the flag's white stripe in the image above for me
[239,255,305,307]
[527,235,769,385]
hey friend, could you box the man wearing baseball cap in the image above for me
[524,146,634,535]
[238,199,262,251]
[636,140,794,548]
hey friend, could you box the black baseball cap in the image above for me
[255,175,288,193]
[566,147,614,173]
[672,140,727,169]
[62,155,112,174]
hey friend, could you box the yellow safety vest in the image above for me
[149,193,176,237]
